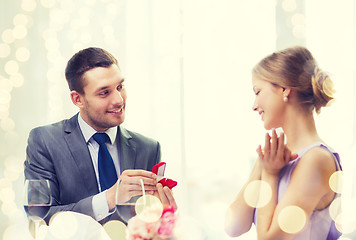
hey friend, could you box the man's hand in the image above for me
[153,183,178,211]
[106,169,157,210]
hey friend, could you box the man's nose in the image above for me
[113,90,124,105]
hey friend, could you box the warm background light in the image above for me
[135,195,163,223]
[278,205,306,234]
[329,197,341,221]
[103,220,127,240]
[243,180,272,208]
[329,170,344,194]
[49,212,79,239]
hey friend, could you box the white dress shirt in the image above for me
[78,113,120,221]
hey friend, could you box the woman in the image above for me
[225,46,342,240]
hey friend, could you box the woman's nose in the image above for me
[252,99,258,111]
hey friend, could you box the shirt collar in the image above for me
[78,113,117,144]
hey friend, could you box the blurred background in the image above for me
[1,0,356,239]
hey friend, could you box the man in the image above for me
[24,47,176,224]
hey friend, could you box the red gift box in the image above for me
[152,162,177,189]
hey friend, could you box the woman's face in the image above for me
[252,76,286,130]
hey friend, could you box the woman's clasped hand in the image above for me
[257,129,298,176]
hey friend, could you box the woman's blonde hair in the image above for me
[252,46,334,114]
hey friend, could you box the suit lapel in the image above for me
[118,127,137,173]
[64,114,99,194]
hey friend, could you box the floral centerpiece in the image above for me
[126,205,177,240]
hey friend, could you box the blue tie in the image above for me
[93,133,118,191]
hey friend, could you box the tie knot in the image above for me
[93,132,109,145]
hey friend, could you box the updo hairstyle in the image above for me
[252,46,334,114]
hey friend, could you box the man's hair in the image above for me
[65,47,119,94]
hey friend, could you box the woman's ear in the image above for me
[70,91,84,108]
[283,88,291,98]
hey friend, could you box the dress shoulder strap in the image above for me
[296,142,342,171]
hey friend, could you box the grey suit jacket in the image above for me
[24,113,161,223]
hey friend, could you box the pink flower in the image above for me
[126,205,177,240]
[157,208,176,237]
[127,216,159,240]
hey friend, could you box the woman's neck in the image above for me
[282,108,322,153]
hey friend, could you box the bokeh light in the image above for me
[103,220,127,240]
[334,198,356,235]
[2,224,33,240]
[13,14,29,26]
[291,13,305,26]
[4,60,19,75]
[0,187,15,203]
[13,25,28,39]
[16,47,31,62]
[0,90,11,105]
[0,178,12,189]
[329,170,343,193]
[282,0,296,12]
[60,0,75,13]
[0,106,9,119]
[0,77,13,92]
[2,29,15,44]
[329,197,341,221]
[135,195,163,223]
[4,163,20,182]
[21,0,37,12]
[40,0,57,8]
[1,201,18,217]
[243,180,272,208]
[1,117,16,131]
[49,211,79,239]
[278,205,306,234]
[0,44,11,58]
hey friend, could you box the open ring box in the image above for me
[152,162,177,189]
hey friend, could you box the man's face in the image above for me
[77,64,127,132]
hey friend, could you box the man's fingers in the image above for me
[122,169,157,179]
[121,176,157,186]
[157,183,169,205]
[163,187,177,211]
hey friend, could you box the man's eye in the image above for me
[255,91,260,96]
[99,91,109,96]
[117,84,124,90]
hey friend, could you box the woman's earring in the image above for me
[283,96,288,103]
